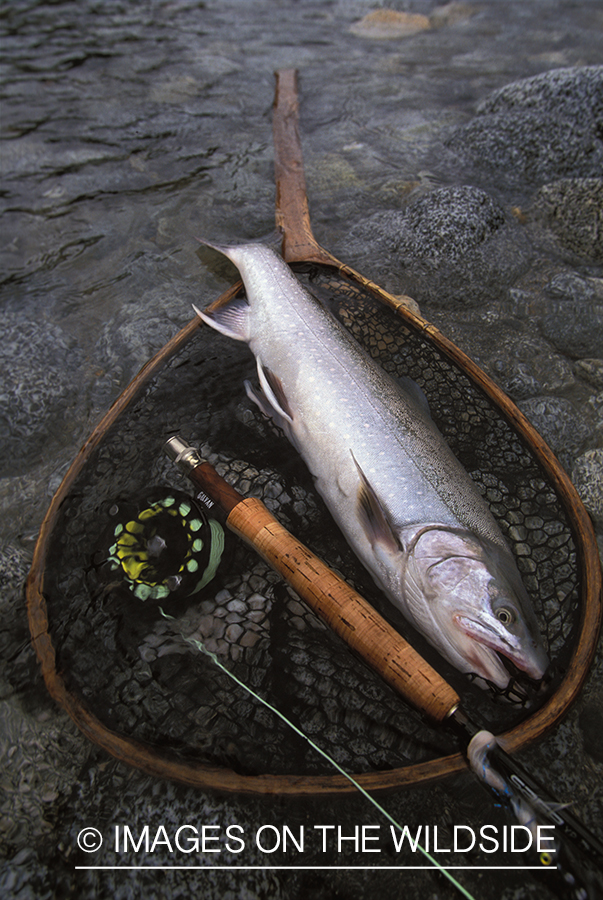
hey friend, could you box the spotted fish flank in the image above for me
[195,240,549,688]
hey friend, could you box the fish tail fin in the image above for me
[194,229,284,261]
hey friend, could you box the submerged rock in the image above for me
[97,286,190,384]
[529,178,603,263]
[517,396,590,469]
[476,333,574,400]
[0,314,85,477]
[429,2,475,28]
[575,359,603,391]
[540,273,603,359]
[349,185,530,306]
[572,449,603,528]
[446,66,603,187]
[349,10,430,39]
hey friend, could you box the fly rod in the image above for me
[165,435,603,900]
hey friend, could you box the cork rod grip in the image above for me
[227,496,460,724]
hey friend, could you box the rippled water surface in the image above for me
[1,2,602,899]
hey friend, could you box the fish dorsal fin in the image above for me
[352,452,399,554]
[193,298,251,342]
[256,359,294,424]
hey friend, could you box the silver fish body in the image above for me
[196,241,548,688]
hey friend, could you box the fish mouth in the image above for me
[455,614,548,687]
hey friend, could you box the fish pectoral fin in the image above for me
[352,452,399,555]
[256,359,294,424]
[193,297,251,342]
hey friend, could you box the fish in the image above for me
[194,239,549,689]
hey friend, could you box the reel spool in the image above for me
[94,487,225,605]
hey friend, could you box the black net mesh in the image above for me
[42,262,581,780]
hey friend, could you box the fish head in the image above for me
[403,527,549,689]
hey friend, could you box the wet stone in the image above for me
[239,631,261,648]
[517,396,591,469]
[249,570,269,589]
[525,516,545,530]
[226,599,247,614]
[349,10,431,39]
[572,449,603,527]
[315,678,334,699]
[517,557,538,575]
[121,681,145,704]
[575,358,603,390]
[229,644,243,662]
[225,623,244,643]
[529,530,548,547]
[213,620,227,640]
[529,178,603,263]
[0,314,85,477]
[293,667,315,687]
[284,598,307,618]
[540,274,603,359]
[138,646,157,663]
[349,737,377,758]
[196,615,216,638]
[141,692,171,719]
[299,709,326,734]
[262,481,284,500]
[248,593,268,610]
[289,648,311,667]
[97,287,189,385]
[436,321,576,401]
[445,66,603,187]
[348,186,529,307]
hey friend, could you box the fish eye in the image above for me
[496,607,515,626]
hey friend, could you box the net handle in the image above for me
[273,69,333,265]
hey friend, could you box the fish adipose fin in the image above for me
[193,298,251,342]
[352,452,399,555]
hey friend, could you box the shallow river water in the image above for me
[1,2,603,899]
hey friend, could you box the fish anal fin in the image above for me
[193,298,250,342]
[352,452,399,555]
